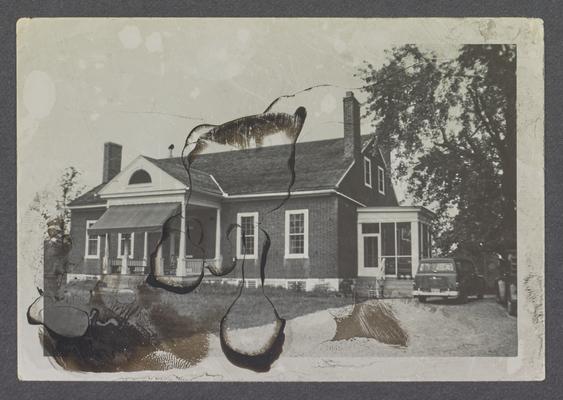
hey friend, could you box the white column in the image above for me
[357,222,363,277]
[155,241,164,276]
[170,232,176,260]
[176,201,187,277]
[214,207,222,266]
[411,220,420,278]
[102,234,109,274]
[143,231,148,266]
[121,236,129,275]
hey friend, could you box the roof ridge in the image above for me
[142,155,211,176]
[157,135,373,162]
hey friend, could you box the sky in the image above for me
[17,18,463,208]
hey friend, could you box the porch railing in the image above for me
[109,258,148,275]
[106,257,217,276]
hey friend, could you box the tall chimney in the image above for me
[168,144,175,158]
[343,91,361,164]
[102,142,122,183]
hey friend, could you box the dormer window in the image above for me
[378,165,385,195]
[129,169,152,185]
[363,157,372,188]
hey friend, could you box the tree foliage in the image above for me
[358,45,516,256]
[29,166,85,238]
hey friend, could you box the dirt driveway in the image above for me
[207,296,517,358]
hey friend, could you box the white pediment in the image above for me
[98,156,186,198]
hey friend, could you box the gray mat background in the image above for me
[1,1,561,398]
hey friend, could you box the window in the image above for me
[236,212,258,259]
[128,169,152,185]
[118,232,135,259]
[420,223,432,258]
[85,220,100,259]
[363,157,372,188]
[419,262,455,273]
[361,223,379,234]
[381,222,396,275]
[285,209,309,258]
[377,166,385,195]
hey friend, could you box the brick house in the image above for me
[67,92,434,292]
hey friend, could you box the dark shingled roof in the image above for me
[70,136,374,206]
[68,183,106,207]
[164,136,373,195]
[143,156,222,195]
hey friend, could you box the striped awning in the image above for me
[88,203,180,234]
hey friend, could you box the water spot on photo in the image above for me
[334,37,347,54]
[332,302,408,347]
[23,70,56,119]
[320,93,336,114]
[119,25,142,49]
[145,32,163,53]
[190,87,201,99]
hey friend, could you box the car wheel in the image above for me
[457,291,467,304]
[496,281,505,304]
[477,279,485,299]
[418,296,427,303]
[507,284,517,316]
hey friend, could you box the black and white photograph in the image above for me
[16,18,544,381]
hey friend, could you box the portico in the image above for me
[80,153,224,277]
[88,202,222,277]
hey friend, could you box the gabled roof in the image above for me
[143,156,222,195]
[177,135,373,196]
[70,135,375,206]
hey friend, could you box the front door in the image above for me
[358,234,380,277]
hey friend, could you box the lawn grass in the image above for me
[138,281,354,332]
[62,279,353,335]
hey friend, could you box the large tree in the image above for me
[358,45,516,256]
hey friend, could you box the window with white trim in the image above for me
[236,212,258,259]
[378,165,385,195]
[85,220,100,259]
[285,209,309,258]
[118,232,135,259]
[363,157,372,188]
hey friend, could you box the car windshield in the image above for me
[418,262,455,273]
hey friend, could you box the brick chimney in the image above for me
[102,142,122,183]
[343,91,361,164]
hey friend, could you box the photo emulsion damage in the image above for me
[17,18,544,381]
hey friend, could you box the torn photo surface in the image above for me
[17,18,544,381]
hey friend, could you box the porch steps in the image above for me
[353,277,413,299]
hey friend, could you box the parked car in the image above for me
[413,257,485,303]
[495,250,517,316]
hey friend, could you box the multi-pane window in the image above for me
[419,223,432,259]
[237,212,258,258]
[85,220,100,259]
[364,157,372,188]
[118,232,135,258]
[378,166,385,195]
[285,210,309,258]
[361,221,416,277]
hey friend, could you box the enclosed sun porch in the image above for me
[357,206,436,279]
